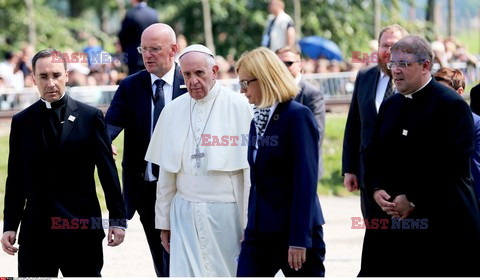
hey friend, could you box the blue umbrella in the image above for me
[298,36,343,61]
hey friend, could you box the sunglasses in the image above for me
[283,61,298,67]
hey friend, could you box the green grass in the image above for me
[0,113,350,219]
[457,30,480,55]
[318,113,351,196]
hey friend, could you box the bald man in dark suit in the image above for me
[106,23,187,277]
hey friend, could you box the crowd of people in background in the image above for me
[0,36,478,94]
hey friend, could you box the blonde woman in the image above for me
[235,47,325,277]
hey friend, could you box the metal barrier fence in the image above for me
[1,62,479,114]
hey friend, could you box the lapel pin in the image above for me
[68,115,76,122]
[273,114,279,121]
[180,84,187,89]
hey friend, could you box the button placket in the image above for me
[193,203,211,274]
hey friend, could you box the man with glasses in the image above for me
[145,44,252,276]
[359,35,480,276]
[105,23,187,277]
[275,46,325,180]
[342,24,408,220]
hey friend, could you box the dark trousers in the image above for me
[237,227,326,277]
[138,180,169,277]
[18,235,103,277]
[360,187,372,220]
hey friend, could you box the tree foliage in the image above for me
[0,0,116,56]
[157,0,376,60]
[1,0,476,62]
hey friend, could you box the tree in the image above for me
[201,0,215,54]
[426,0,437,35]
[447,0,454,37]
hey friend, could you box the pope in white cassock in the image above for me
[145,44,253,276]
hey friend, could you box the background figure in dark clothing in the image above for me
[434,67,480,202]
[471,82,480,115]
[119,0,158,74]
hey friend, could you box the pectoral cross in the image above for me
[191,147,205,168]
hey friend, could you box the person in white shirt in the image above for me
[145,44,252,277]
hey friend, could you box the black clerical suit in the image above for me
[3,95,126,277]
[360,78,480,276]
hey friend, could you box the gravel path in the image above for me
[0,195,364,277]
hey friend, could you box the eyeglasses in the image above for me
[283,61,298,67]
[137,45,169,54]
[387,60,424,70]
[239,78,257,90]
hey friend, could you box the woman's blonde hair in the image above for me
[235,47,299,108]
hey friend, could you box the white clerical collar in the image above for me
[150,65,175,87]
[404,77,432,99]
[193,81,220,103]
[40,92,66,109]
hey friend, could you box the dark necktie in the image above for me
[152,79,165,179]
[153,79,166,128]
[384,77,395,100]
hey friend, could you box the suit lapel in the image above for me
[247,121,255,166]
[295,78,306,103]
[172,63,186,100]
[32,101,49,153]
[140,71,154,140]
[58,96,79,151]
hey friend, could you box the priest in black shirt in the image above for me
[359,35,480,277]
[1,49,126,277]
